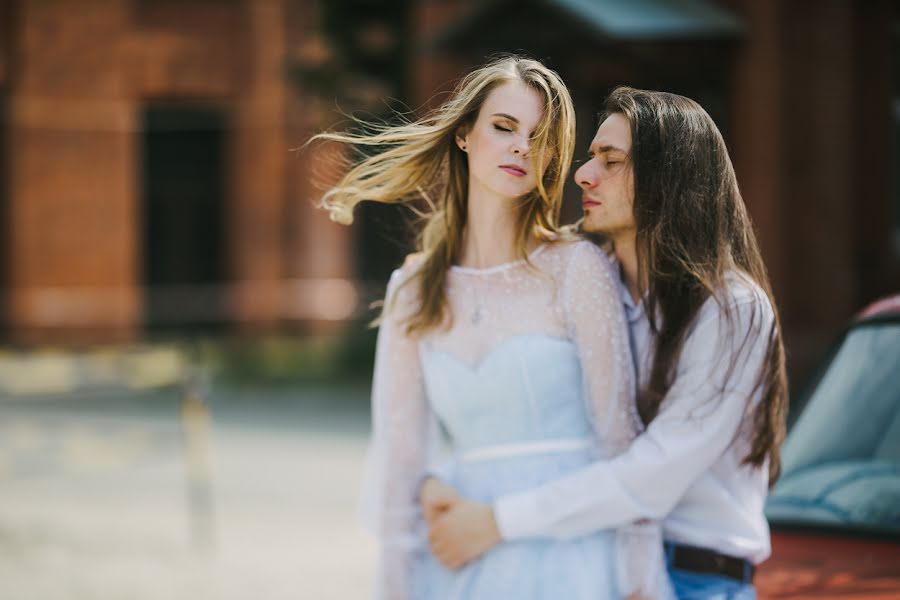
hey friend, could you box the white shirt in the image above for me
[494,270,775,564]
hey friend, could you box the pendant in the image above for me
[471,306,484,324]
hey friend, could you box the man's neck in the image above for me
[612,234,642,303]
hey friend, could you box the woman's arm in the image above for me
[361,266,433,600]
[559,242,670,598]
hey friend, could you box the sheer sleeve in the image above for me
[359,265,436,600]
[561,242,672,599]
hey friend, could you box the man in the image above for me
[421,86,789,599]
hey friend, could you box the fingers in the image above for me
[436,549,465,570]
[420,478,461,505]
[423,505,437,524]
[423,493,459,525]
[427,526,466,570]
[423,499,451,524]
[419,477,440,501]
[425,496,457,511]
[427,517,460,570]
[420,479,459,518]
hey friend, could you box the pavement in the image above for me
[0,365,378,600]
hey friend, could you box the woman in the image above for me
[316,56,668,599]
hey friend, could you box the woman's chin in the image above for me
[492,184,537,201]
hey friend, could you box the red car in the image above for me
[757,294,900,598]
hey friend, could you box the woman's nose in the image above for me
[511,138,530,156]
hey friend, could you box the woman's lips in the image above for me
[499,165,527,177]
[582,196,601,209]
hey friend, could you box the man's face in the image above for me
[574,113,636,240]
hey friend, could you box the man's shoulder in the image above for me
[696,271,775,331]
[723,271,772,310]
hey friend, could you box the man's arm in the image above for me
[495,293,774,540]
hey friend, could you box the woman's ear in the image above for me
[455,128,468,152]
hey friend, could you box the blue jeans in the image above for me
[665,544,757,600]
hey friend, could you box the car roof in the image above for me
[856,293,900,322]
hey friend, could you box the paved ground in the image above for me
[0,383,377,600]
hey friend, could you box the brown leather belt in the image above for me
[667,542,755,583]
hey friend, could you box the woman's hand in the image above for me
[427,498,502,570]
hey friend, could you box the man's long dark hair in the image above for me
[605,87,788,485]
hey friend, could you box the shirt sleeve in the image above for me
[359,266,435,600]
[552,242,671,598]
[494,282,774,545]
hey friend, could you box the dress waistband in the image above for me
[459,437,593,462]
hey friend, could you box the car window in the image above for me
[766,322,900,533]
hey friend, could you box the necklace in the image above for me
[471,286,486,324]
[467,239,489,325]
[469,264,489,324]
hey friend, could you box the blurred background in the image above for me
[0,0,897,598]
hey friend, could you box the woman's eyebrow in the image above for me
[491,113,519,123]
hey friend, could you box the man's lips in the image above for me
[582,196,601,209]
[499,164,527,177]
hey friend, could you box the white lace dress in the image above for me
[361,240,671,599]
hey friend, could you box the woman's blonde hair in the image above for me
[314,55,576,334]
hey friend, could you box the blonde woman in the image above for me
[316,56,668,599]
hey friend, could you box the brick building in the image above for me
[1,0,898,381]
[0,0,357,343]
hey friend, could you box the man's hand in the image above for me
[427,498,501,570]
[419,477,461,525]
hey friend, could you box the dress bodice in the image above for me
[420,334,593,453]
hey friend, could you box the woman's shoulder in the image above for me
[385,253,425,302]
[540,236,606,259]
[398,252,425,277]
[539,237,619,277]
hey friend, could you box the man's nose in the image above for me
[575,164,596,188]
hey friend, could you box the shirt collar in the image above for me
[609,254,645,324]
[623,286,645,324]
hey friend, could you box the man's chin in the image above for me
[581,219,607,235]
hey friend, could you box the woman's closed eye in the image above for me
[493,124,513,133]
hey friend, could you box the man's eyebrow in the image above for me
[491,113,519,123]
[596,144,627,154]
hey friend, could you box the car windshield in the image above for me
[766,320,900,533]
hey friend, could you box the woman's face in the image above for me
[457,79,549,201]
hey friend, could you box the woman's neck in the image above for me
[457,183,534,268]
